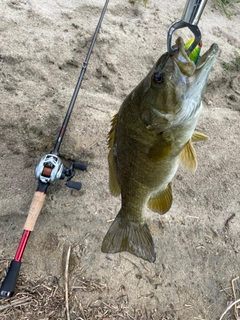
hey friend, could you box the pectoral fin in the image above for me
[108,114,121,196]
[179,131,208,172]
[179,140,197,172]
[192,131,209,142]
[148,183,172,214]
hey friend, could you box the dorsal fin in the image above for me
[179,140,197,173]
[148,183,172,214]
[108,113,118,148]
[108,113,121,196]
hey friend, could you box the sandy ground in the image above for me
[0,0,240,319]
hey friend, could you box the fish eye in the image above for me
[153,72,164,85]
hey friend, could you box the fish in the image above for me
[101,37,218,262]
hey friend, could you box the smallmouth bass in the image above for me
[101,37,218,262]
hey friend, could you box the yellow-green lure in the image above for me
[184,38,202,64]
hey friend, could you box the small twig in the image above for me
[219,284,234,298]
[52,285,58,297]
[65,245,71,320]
[87,104,107,113]
[224,213,236,230]
[41,284,52,291]
[122,256,141,274]
[102,301,114,310]
[125,311,135,320]
[88,138,105,149]
[0,297,32,311]
[74,295,86,320]
[232,277,240,319]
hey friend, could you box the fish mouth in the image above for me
[195,42,219,69]
[173,37,219,77]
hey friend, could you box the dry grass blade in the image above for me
[219,299,240,320]
[65,245,71,320]
[72,278,106,293]
[0,297,32,311]
[232,277,240,320]
[219,277,240,320]
[0,260,65,320]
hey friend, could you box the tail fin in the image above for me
[101,212,156,263]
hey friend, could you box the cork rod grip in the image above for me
[24,192,46,231]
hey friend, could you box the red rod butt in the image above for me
[0,230,31,298]
[14,230,31,262]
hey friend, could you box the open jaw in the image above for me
[172,37,219,77]
[195,42,219,69]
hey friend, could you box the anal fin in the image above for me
[148,183,172,214]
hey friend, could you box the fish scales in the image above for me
[102,37,218,262]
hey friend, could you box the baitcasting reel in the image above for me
[35,153,86,190]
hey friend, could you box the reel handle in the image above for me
[73,162,87,171]
[66,180,82,190]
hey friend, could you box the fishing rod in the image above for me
[0,0,109,298]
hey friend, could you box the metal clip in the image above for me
[167,0,208,55]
